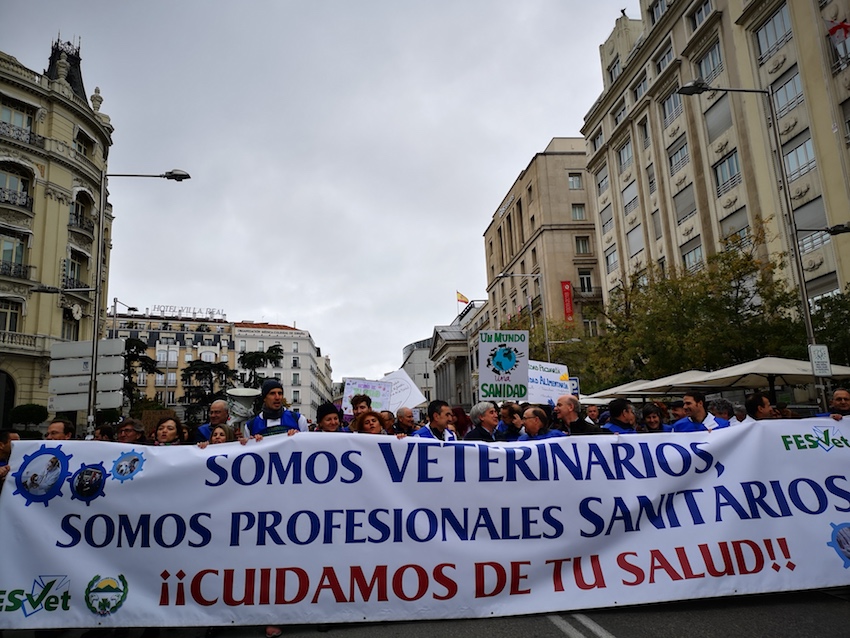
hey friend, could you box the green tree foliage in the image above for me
[813,285,850,366]
[9,403,48,428]
[237,344,284,388]
[581,240,805,390]
[123,337,161,409]
[181,360,238,426]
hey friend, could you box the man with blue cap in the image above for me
[243,378,308,438]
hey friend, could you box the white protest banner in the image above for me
[477,330,529,401]
[1,421,850,629]
[340,378,394,415]
[527,360,570,405]
[380,369,427,412]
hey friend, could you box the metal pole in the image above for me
[86,171,108,436]
[537,273,552,363]
[762,87,828,411]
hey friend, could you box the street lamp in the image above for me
[86,169,191,434]
[496,272,551,362]
[111,297,139,335]
[678,79,827,409]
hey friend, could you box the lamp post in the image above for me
[496,272,551,362]
[678,79,827,409]
[111,298,138,335]
[86,169,190,434]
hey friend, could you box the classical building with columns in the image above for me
[1,40,114,427]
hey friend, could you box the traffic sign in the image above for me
[809,344,832,377]
[48,373,124,395]
[49,356,124,377]
[51,338,125,359]
[48,391,123,412]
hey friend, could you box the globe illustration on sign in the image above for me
[489,345,519,374]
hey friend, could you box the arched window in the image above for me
[0,163,32,209]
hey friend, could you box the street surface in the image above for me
[4,587,848,638]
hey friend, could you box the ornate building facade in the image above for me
[1,41,114,427]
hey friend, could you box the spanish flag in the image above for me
[456,291,469,304]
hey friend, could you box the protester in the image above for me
[116,418,148,445]
[601,399,638,434]
[245,379,307,437]
[393,407,416,435]
[353,411,385,434]
[464,401,499,442]
[153,417,185,446]
[672,391,730,432]
[350,394,372,419]
[197,424,236,449]
[195,400,230,442]
[411,400,457,441]
[668,400,686,423]
[315,403,348,433]
[745,392,773,422]
[45,418,74,440]
[0,429,20,487]
[826,388,850,421]
[518,406,566,441]
[495,402,524,441]
[638,404,666,433]
[93,424,114,441]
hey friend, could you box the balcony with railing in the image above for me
[574,286,603,300]
[64,276,89,290]
[716,171,742,197]
[0,260,34,280]
[0,330,39,351]
[0,187,33,211]
[0,120,45,148]
[68,212,95,235]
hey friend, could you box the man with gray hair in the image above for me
[707,397,734,423]
[464,402,500,442]
[195,399,230,442]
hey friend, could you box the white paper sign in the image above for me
[527,360,570,405]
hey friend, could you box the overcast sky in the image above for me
[2,0,641,381]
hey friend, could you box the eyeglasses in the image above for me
[117,428,135,435]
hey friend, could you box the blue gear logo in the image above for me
[12,445,73,507]
[486,345,521,375]
[68,462,109,505]
[111,451,145,482]
[827,522,850,568]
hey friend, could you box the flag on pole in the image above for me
[456,291,469,304]
[826,18,850,49]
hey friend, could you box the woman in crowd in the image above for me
[153,416,185,446]
[639,404,667,432]
[198,424,236,449]
[353,410,385,434]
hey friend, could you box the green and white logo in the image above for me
[85,575,128,616]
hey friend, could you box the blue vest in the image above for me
[246,410,301,437]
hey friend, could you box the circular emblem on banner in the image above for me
[111,450,145,482]
[827,522,850,568]
[86,574,128,616]
[12,445,73,507]
[68,462,109,505]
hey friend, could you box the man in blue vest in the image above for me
[244,379,308,438]
[672,391,730,432]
